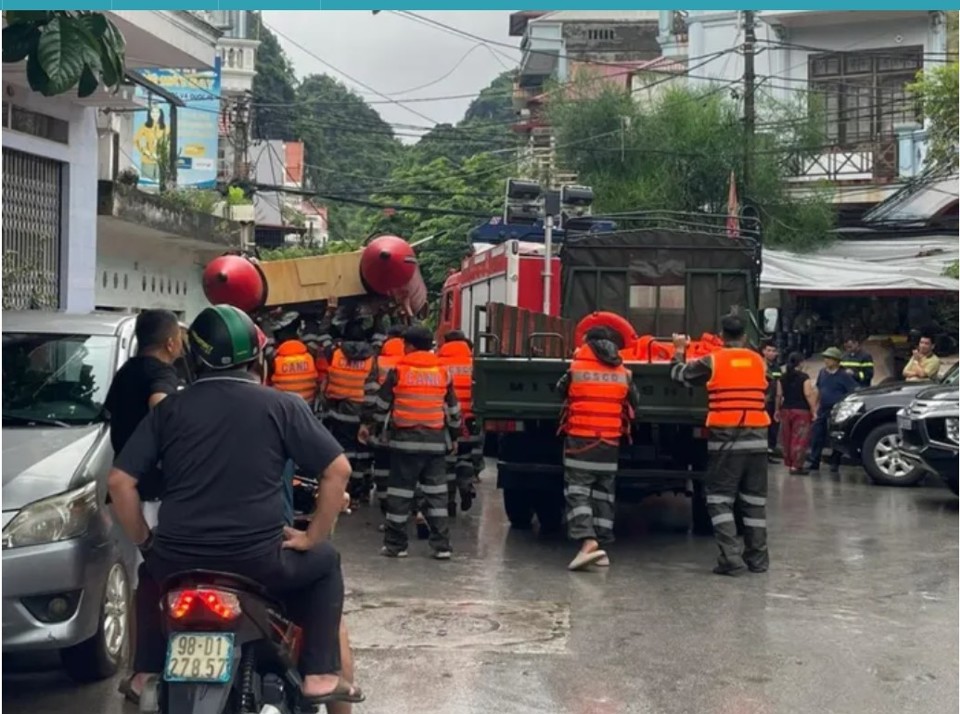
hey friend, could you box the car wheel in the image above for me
[861,423,924,486]
[61,561,129,682]
[691,482,713,536]
[533,493,564,535]
[503,489,534,529]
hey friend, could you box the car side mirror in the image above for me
[761,307,779,335]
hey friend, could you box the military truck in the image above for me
[470,227,765,534]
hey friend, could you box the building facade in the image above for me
[680,10,951,210]
[509,11,667,187]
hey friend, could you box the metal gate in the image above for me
[2,148,63,309]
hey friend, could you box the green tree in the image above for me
[251,21,298,140]
[549,80,836,251]
[3,11,125,97]
[908,62,960,171]
[368,152,509,306]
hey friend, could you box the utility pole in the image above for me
[232,95,251,181]
[742,10,756,201]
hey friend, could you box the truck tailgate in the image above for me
[473,357,707,424]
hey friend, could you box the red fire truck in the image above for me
[437,239,561,341]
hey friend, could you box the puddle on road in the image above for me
[344,598,570,654]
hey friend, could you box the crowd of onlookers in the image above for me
[761,330,941,476]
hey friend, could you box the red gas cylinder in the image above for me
[202,254,267,313]
[359,235,418,295]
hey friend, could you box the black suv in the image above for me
[898,383,959,494]
[829,363,958,486]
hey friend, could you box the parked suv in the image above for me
[829,363,958,486]
[898,383,960,494]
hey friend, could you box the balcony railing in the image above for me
[781,138,898,184]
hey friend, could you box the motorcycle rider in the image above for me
[108,305,363,706]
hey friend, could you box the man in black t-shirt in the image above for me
[109,305,362,706]
[104,310,182,501]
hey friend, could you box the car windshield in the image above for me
[2,333,116,426]
[942,364,959,386]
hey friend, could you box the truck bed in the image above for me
[473,356,707,425]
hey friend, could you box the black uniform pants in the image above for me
[445,434,478,505]
[371,443,390,512]
[705,448,769,571]
[325,416,371,499]
[384,451,450,552]
[766,401,780,451]
[134,544,344,676]
[563,438,619,546]
[808,413,841,470]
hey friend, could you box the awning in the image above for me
[761,236,959,295]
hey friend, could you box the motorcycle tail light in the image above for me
[168,589,242,621]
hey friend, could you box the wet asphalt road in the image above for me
[4,463,958,714]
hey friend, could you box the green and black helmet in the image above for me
[189,304,262,370]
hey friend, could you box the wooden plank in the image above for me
[260,251,366,307]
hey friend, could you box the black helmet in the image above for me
[189,305,262,370]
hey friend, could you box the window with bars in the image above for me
[808,46,922,147]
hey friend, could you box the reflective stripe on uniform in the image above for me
[567,506,593,518]
[326,411,361,423]
[591,490,615,503]
[388,440,448,453]
[385,513,408,523]
[420,483,448,495]
[706,494,735,504]
[739,493,767,506]
[742,517,766,528]
[594,517,615,530]
[711,513,735,525]
[387,487,415,498]
[563,458,618,472]
[708,439,768,452]
[564,484,592,496]
[426,508,448,518]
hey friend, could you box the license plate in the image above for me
[897,414,912,432]
[164,633,234,683]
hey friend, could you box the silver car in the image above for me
[2,312,145,681]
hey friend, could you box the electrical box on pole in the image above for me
[559,184,595,230]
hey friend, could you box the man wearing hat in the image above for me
[807,346,860,474]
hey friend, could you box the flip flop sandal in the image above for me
[568,549,606,571]
[304,678,365,705]
[118,676,141,706]
[594,555,610,567]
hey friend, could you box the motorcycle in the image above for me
[139,478,324,713]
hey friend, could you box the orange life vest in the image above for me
[705,348,771,429]
[325,348,374,404]
[562,344,630,442]
[271,340,317,402]
[392,351,448,430]
[376,337,405,384]
[437,340,473,419]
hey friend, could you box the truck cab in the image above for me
[470,227,763,534]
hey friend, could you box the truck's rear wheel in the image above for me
[503,489,534,529]
[691,482,713,536]
[533,494,564,535]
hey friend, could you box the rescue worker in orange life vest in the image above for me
[557,326,640,572]
[671,314,770,577]
[267,313,319,407]
[437,330,479,516]
[319,315,379,508]
[359,326,461,560]
[370,325,407,516]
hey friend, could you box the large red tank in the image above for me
[359,235,427,313]
[201,235,427,315]
[202,254,267,313]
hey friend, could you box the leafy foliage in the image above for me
[549,80,836,251]
[908,62,960,171]
[3,11,125,98]
[251,21,298,141]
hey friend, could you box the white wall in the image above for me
[95,228,215,321]
[1,83,99,314]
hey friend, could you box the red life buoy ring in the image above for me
[574,312,637,349]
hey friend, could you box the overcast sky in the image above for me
[262,11,519,140]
